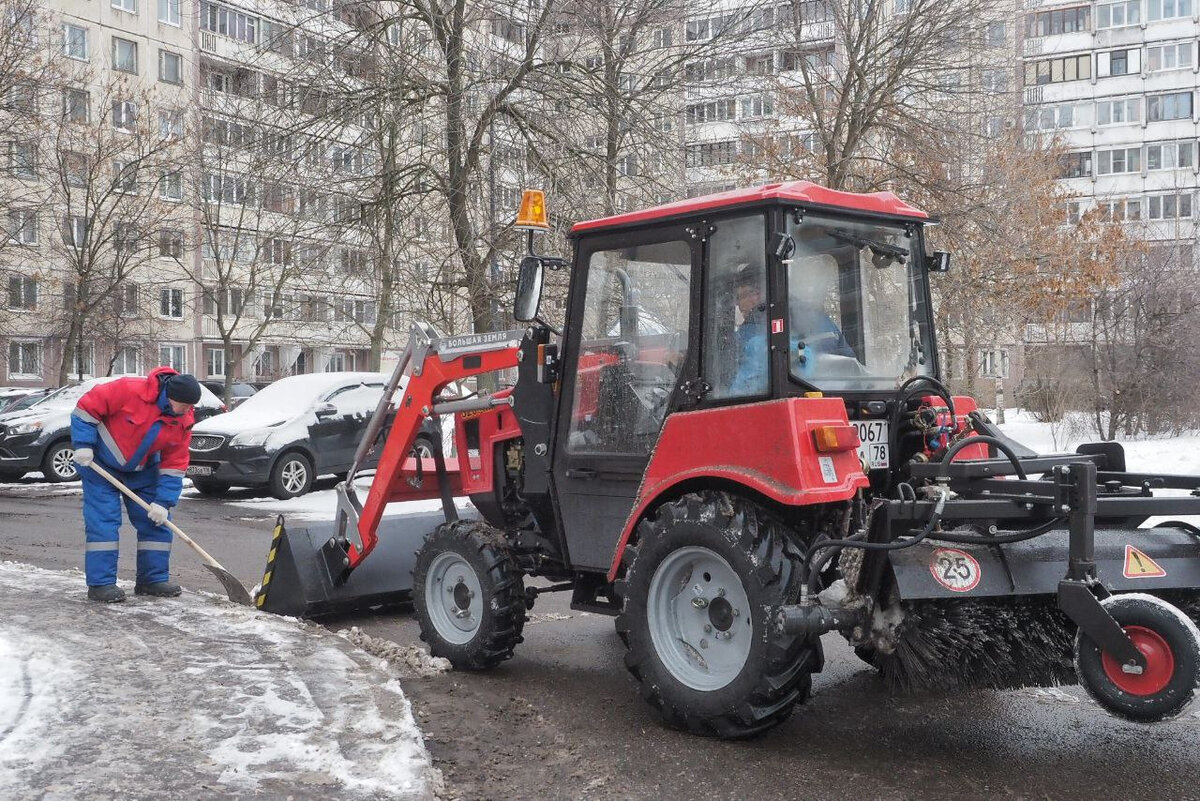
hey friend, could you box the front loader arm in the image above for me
[337,324,523,574]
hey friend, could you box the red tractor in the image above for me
[259,182,1200,737]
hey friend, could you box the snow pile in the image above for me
[0,562,438,800]
[221,477,476,520]
[338,627,451,678]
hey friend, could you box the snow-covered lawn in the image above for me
[0,563,440,800]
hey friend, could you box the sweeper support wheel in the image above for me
[1075,593,1200,723]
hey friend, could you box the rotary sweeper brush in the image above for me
[255,183,1200,737]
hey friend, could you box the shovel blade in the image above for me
[255,512,444,619]
[205,563,254,606]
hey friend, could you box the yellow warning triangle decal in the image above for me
[1123,545,1167,579]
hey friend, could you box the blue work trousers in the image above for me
[80,466,172,587]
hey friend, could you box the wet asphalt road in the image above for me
[2,477,1199,801]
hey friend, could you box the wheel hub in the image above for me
[647,546,752,691]
[1101,625,1175,696]
[424,552,483,644]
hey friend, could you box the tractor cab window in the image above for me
[566,239,692,454]
[786,215,932,391]
[702,214,768,400]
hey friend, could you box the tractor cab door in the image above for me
[552,226,698,570]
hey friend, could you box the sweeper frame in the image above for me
[257,183,1200,736]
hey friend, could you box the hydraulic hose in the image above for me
[936,434,1027,481]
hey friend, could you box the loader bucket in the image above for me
[255,511,446,619]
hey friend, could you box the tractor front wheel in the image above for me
[413,521,526,670]
[616,491,821,738]
[1075,593,1200,722]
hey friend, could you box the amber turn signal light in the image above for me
[813,424,861,453]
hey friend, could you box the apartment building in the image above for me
[0,0,400,389]
[1020,0,1199,349]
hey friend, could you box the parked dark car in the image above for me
[0,388,52,415]
[187,372,441,499]
[0,377,225,483]
[200,380,258,409]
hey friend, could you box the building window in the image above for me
[112,100,137,131]
[1148,0,1193,19]
[1147,42,1194,72]
[112,37,138,74]
[158,228,183,258]
[112,0,136,12]
[739,93,774,119]
[1024,7,1089,37]
[1097,48,1139,77]
[7,275,37,310]
[1060,151,1093,178]
[980,349,1009,379]
[200,1,259,44]
[112,345,141,375]
[8,141,36,179]
[1024,54,1091,85]
[159,50,182,84]
[325,352,345,371]
[1025,102,1089,131]
[114,160,137,193]
[158,109,183,139]
[69,343,94,378]
[1148,193,1194,220]
[206,347,225,378]
[1099,198,1142,221]
[652,27,673,48]
[159,170,182,200]
[63,88,89,123]
[7,210,37,244]
[64,216,89,247]
[159,344,186,372]
[158,0,181,25]
[159,288,184,318]
[1095,97,1140,125]
[202,287,244,316]
[1147,92,1194,121]
[985,21,1008,45]
[254,349,275,378]
[1147,141,1195,170]
[1096,0,1141,27]
[118,283,138,316]
[8,340,41,377]
[1096,147,1140,174]
[63,24,89,61]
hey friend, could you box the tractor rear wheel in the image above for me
[413,520,526,670]
[616,491,821,738]
[1075,593,1200,722]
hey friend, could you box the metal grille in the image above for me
[189,434,225,452]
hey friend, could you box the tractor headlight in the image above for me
[8,420,43,436]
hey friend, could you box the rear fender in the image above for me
[605,397,868,581]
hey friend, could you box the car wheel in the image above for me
[41,441,78,483]
[0,468,25,482]
[268,451,313,500]
[411,434,437,461]
[192,479,232,497]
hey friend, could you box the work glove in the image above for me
[147,503,170,526]
[73,447,94,467]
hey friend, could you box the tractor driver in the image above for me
[789,252,855,376]
[727,263,768,396]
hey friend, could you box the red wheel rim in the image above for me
[1101,625,1175,696]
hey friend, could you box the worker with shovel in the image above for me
[71,367,199,603]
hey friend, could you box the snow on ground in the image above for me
[0,562,439,801]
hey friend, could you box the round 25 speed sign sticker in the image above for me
[929,548,982,592]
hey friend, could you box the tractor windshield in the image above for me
[786,214,932,391]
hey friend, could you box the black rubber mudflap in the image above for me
[255,512,447,619]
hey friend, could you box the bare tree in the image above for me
[44,75,189,385]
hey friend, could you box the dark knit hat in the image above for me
[165,373,202,405]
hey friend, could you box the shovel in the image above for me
[88,462,253,606]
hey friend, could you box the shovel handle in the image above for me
[87,461,223,569]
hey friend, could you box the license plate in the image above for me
[187,465,213,477]
[853,420,889,469]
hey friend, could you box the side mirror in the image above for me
[514,255,544,323]
[314,402,338,418]
[927,251,951,273]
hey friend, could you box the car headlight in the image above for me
[8,420,43,436]
[229,429,273,448]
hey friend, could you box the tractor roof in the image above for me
[571,180,929,235]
